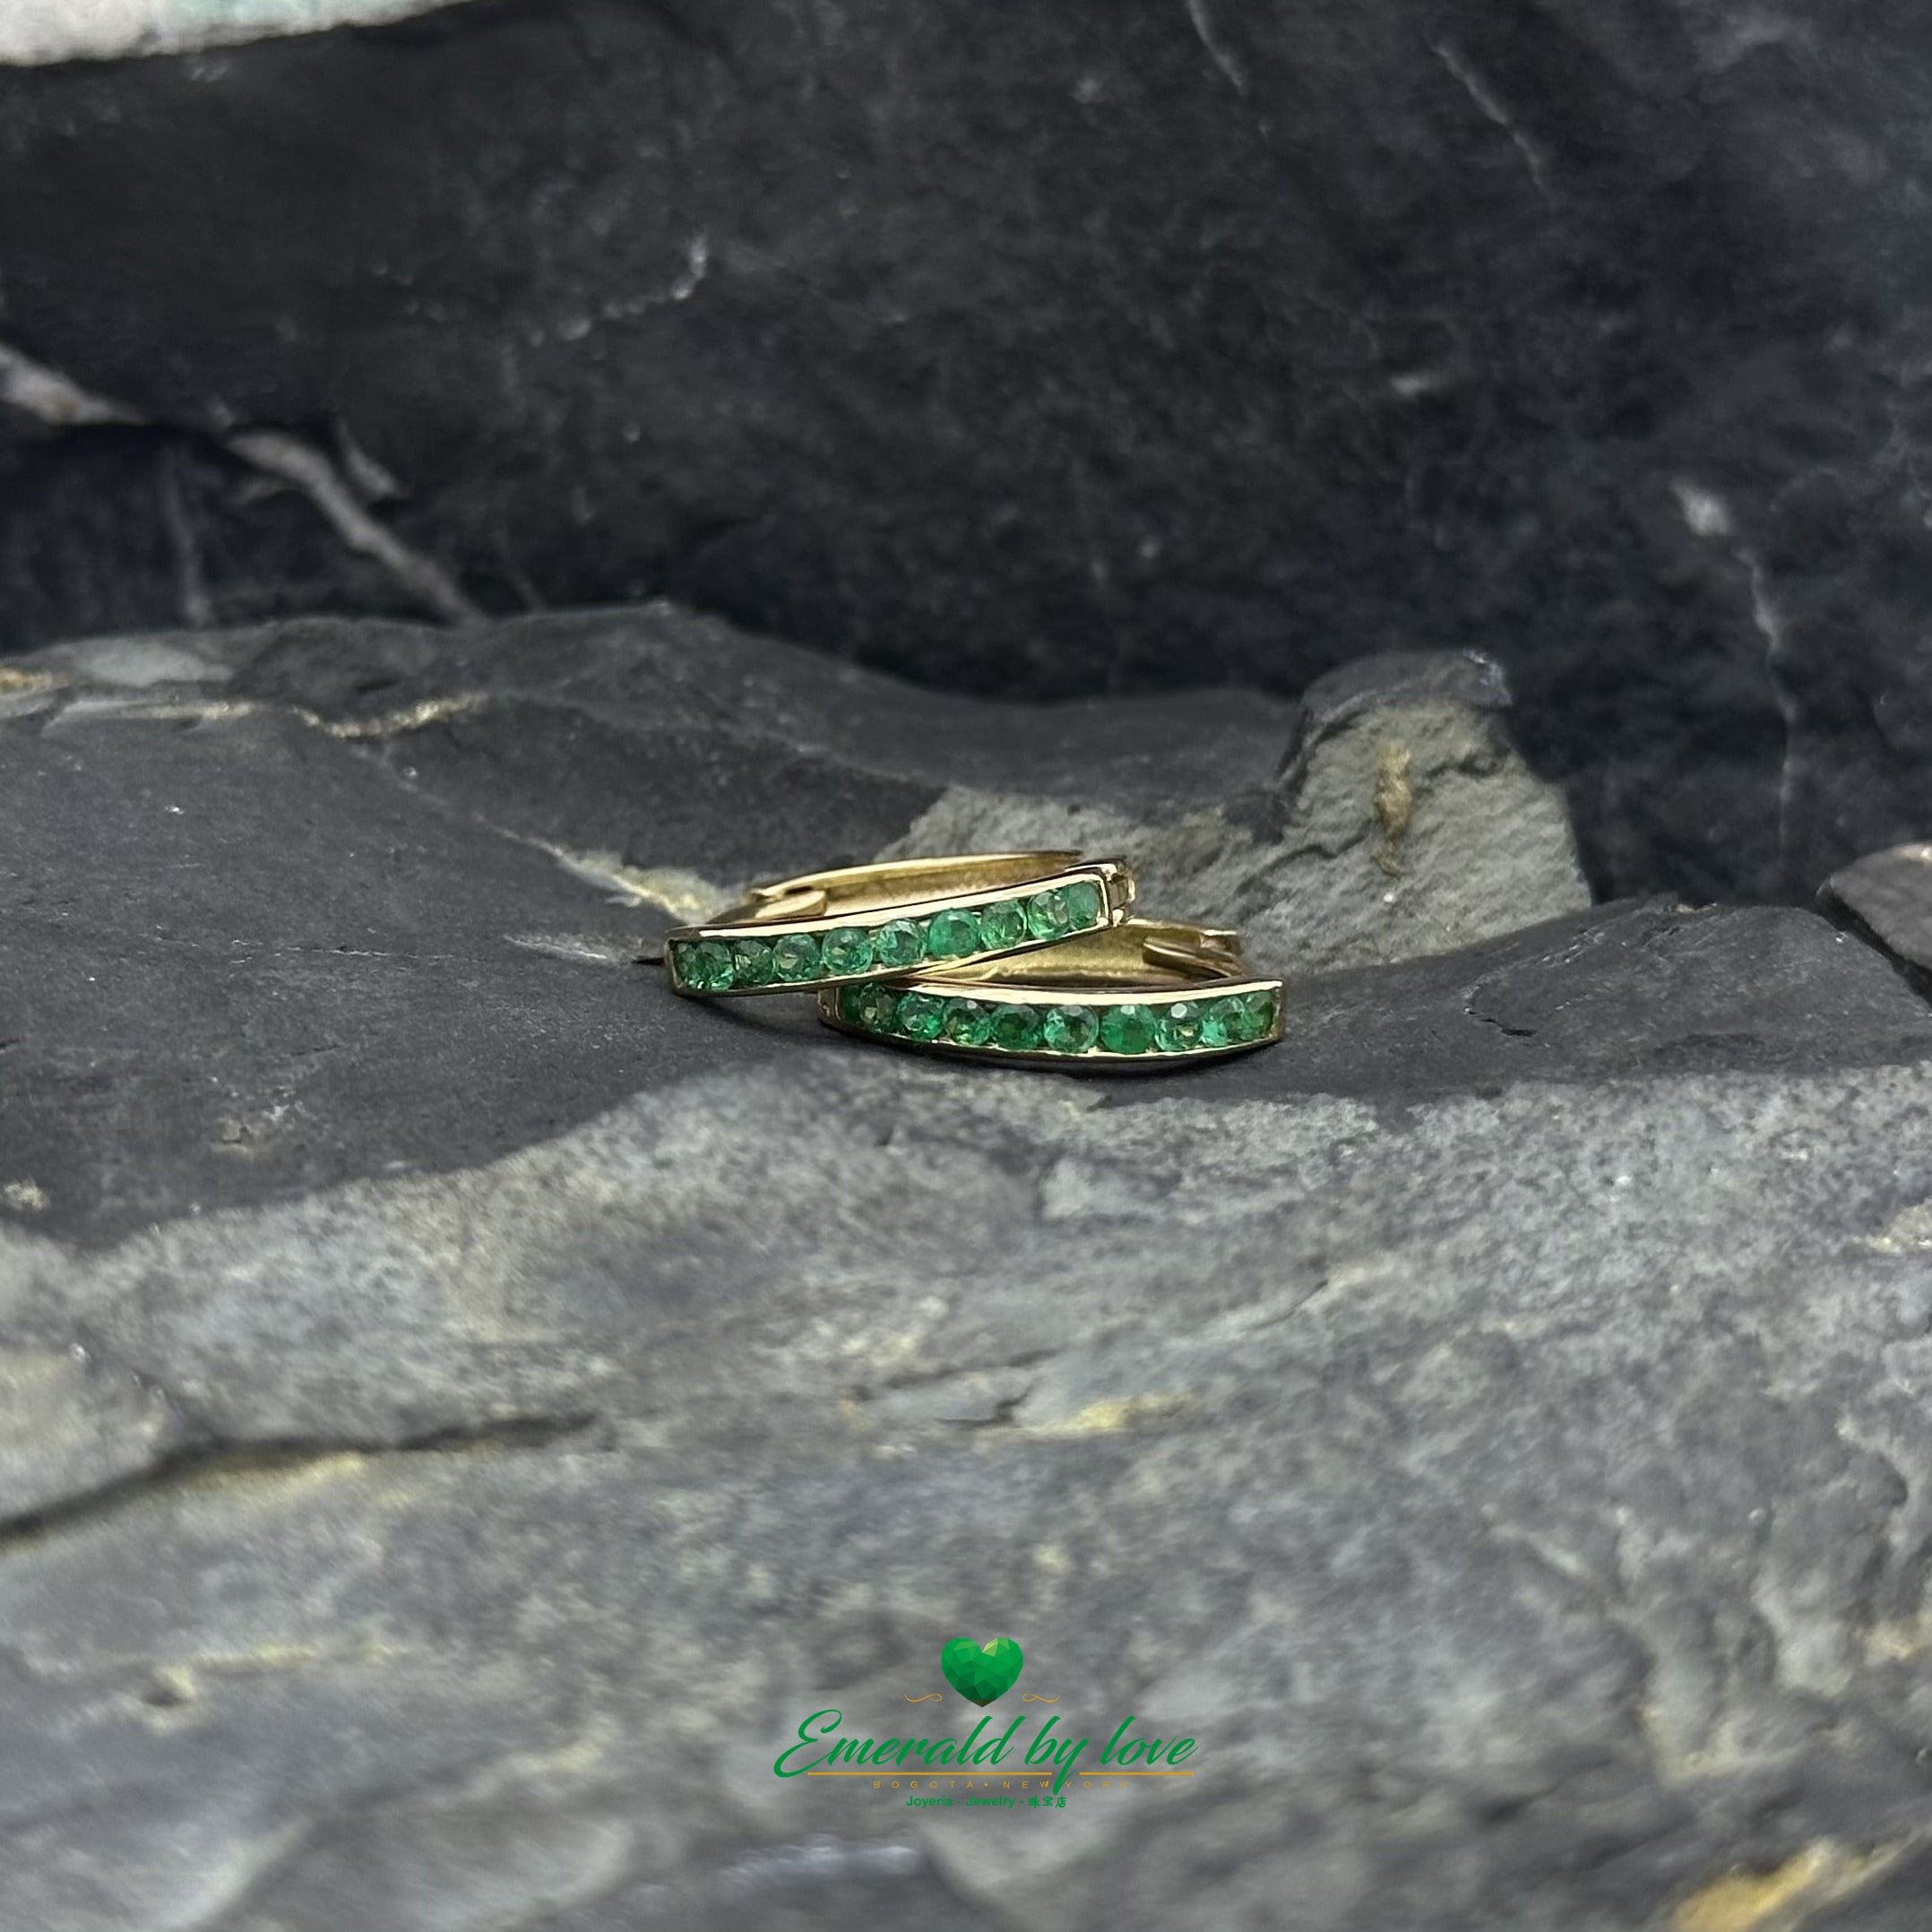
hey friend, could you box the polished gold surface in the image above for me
[921,919,1246,990]
[820,918,1284,1068]
[663,852,1134,996]
[724,851,1091,924]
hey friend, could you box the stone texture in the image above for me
[4,1004,1932,1932]
[1823,843,1932,986]
[0,607,1909,1246]
[884,649,1592,978]
[1,0,1929,905]
[0,672,691,1243]
[4,608,1932,1930]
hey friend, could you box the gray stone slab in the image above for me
[3,0,1929,904]
[1824,843,1932,982]
[1,609,1930,1929]
[3,1056,1932,1930]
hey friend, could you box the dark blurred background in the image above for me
[1,0,1927,904]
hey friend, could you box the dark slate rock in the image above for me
[3,0,1930,908]
[4,995,1932,1932]
[33,613,1592,970]
[1808,1843,1932,1932]
[1,608,1931,1930]
[875,643,1594,975]
[0,611,1592,1245]
[1151,898,1932,1109]
[1276,649,1514,781]
[0,694,735,1244]
[1823,842,1932,987]
[210,603,1303,816]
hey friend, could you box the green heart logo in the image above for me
[940,1637,1025,1706]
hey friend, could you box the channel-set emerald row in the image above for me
[831,983,1280,1058]
[668,878,1107,995]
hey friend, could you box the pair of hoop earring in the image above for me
[664,852,1281,1069]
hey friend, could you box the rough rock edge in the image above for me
[1823,843,1932,993]
[0,0,444,66]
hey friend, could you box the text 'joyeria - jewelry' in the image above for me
[664,852,1133,997]
[818,918,1282,1067]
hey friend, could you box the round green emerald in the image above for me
[873,919,926,970]
[821,927,875,977]
[925,907,983,959]
[1099,1004,1159,1054]
[1041,1005,1099,1054]
[1062,879,1103,928]
[978,899,1028,949]
[729,937,775,988]
[992,1005,1044,1052]
[896,991,946,1040]
[943,999,996,1047]
[680,939,735,993]
[1155,1001,1203,1052]
[1220,992,1270,1044]
[1201,996,1246,1048]
[836,982,867,1024]
[1024,889,1073,941]
[771,932,822,981]
[856,984,901,1032]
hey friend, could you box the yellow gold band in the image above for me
[664,851,1134,997]
[819,919,1282,1065]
